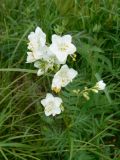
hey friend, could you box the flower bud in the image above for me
[83,92,90,100]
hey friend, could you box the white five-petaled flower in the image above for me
[26,27,46,63]
[52,65,78,93]
[49,34,76,64]
[41,93,63,116]
[96,80,106,90]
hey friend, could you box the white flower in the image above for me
[49,34,76,64]
[27,27,46,63]
[52,65,78,93]
[41,93,63,116]
[28,26,46,49]
[34,57,54,76]
[96,80,106,90]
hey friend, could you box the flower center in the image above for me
[45,106,53,112]
[48,101,54,107]
[45,101,54,112]
[59,43,68,52]
[62,77,69,84]
[60,72,70,84]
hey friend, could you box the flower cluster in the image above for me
[26,27,76,76]
[27,26,106,117]
[27,27,78,116]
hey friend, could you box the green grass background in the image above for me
[0,0,120,159]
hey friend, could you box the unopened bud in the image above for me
[91,88,98,93]
[83,92,90,100]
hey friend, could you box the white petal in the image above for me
[55,97,63,107]
[45,109,52,116]
[35,27,42,34]
[62,35,72,43]
[52,76,62,89]
[68,68,78,80]
[49,44,58,55]
[60,64,69,70]
[34,61,40,68]
[49,44,65,64]
[41,99,46,107]
[28,32,35,41]
[42,46,50,60]
[67,43,76,55]
[52,107,61,116]
[46,93,54,100]
[37,69,44,76]
[52,34,62,44]
[55,51,68,64]
[41,93,53,106]
[33,49,43,59]
[26,52,35,63]
[96,80,106,90]
[35,27,46,47]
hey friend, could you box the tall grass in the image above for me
[0,0,120,159]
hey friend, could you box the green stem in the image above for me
[0,68,37,74]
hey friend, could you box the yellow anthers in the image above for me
[72,58,76,61]
[73,53,77,58]
[59,44,69,52]
[52,87,61,93]
[72,53,77,61]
